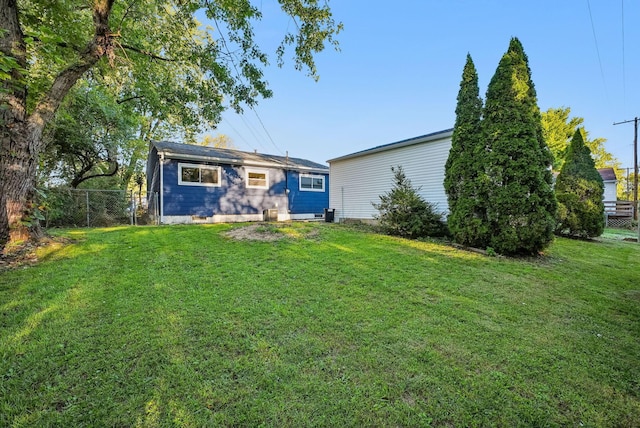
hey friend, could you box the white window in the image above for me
[246,169,269,189]
[300,174,325,192]
[178,163,221,187]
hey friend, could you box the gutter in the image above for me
[158,150,329,174]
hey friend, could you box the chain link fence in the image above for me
[147,192,160,225]
[131,191,158,226]
[40,188,137,228]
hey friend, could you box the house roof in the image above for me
[597,168,617,182]
[327,128,453,163]
[151,141,329,173]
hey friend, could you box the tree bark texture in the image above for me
[0,0,115,252]
[1,0,29,248]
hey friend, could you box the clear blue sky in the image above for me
[208,1,639,171]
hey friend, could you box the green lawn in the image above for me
[1,223,639,427]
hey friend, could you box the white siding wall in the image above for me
[329,136,452,222]
[603,181,617,201]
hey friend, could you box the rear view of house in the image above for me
[146,141,329,224]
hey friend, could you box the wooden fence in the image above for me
[604,201,635,227]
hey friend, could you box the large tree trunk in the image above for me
[0,0,115,252]
[0,0,29,248]
[0,122,43,246]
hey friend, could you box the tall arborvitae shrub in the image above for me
[482,38,557,255]
[555,129,605,237]
[444,54,487,247]
[373,166,446,239]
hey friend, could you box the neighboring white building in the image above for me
[597,168,618,201]
[327,129,453,223]
[327,130,619,224]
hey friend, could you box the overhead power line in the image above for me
[586,0,609,105]
[250,106,284,155]
[621,0,626,108]
[221,117,256,152]
[210,15,285,155]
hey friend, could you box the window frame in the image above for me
[245,168,269,189]
[177,162,222,187]
[299,174,326,192]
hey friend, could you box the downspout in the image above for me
[341,186,344,223]
[285,151,290,217]
[159,152,165,224]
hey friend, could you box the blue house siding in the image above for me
[287,171,329,214]
[162,160,288,216]
[146,141,330,223]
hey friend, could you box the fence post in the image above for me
[130,191,135,226]
[155,192,159,225]
[86,191,90,227]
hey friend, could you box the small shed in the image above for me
[597,168,618,202]
[146,141,329,224]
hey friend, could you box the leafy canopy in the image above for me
[40,83,139,188]
[15,0,342,122]
[541,107,619,170]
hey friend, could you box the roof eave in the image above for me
[158,150,328,173]
[327,128,453,163]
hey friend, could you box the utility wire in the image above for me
[210,15,267,152]
[221,117,255,152]
[586,0,609,105]
[238,112,269,152]
[210,14,284,155]
[621,0,626,108]
[250,106,284,155]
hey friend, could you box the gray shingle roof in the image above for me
[597,168,617,182]
[151,141,328,172]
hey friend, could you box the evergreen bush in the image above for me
[373,166,447,239]
[481,38,556,255]
[444,54,487,247]
[555,129,605,237]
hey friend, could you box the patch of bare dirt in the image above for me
[224,223,323,242]
[224,224,286,241]
[0,236,72,271]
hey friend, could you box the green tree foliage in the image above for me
[373,166,446,239]
[40,83,138,188]
[444,54,487,247]
[0,0,342,250]
[617,168,636,201]
[541,107,620,171]
[541,107,583,170]
[555,129,605,238]
[482,38,556,255]
[199,134,235,149]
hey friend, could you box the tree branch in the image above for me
[120,44,174,61]
[117,95,145,104]
[71,159,119,188]
[118,0,139,31]
[28,0,116,151]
